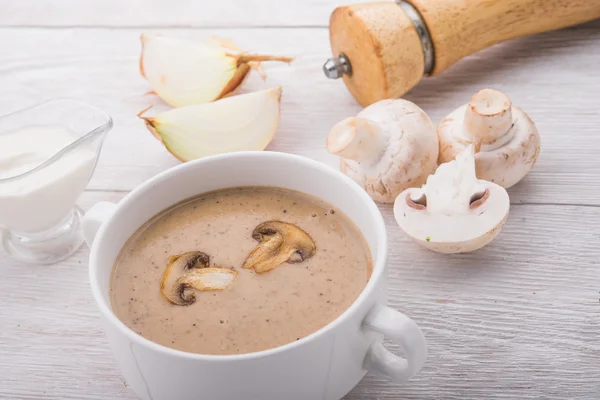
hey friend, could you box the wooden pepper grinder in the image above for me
[323,0,600,106]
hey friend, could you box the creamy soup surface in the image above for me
[110,186,372,355]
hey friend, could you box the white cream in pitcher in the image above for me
[0,125,96,233]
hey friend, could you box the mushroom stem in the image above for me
[326,117,387,164]
[253,247,298,273]
[464,89,513,147]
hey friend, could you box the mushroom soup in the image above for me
[110,186,372,355]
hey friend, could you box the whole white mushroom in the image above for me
[394,144,510,254]
[438,88,540,188]
[326,99,439,203]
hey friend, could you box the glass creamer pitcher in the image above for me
[0,99,112,265]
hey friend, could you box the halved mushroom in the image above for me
[437,89,541,188]
[394,145,510,253]
[242,221,316,273]
[160,251,238,306]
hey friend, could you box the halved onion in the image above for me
[140,34,292,107]
[139,87,282,161]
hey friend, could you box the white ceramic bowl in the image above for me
[83,151,427,400]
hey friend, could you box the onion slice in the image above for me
[138,87,282,162]
[140,34,292,107]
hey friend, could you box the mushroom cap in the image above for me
[334,99,439,203]
[394,145,510,253]
[160,251,237,305]
[438,89,540,188]
[243,221,316,273]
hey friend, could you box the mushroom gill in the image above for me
[242,221,316,273]
[160,251,237,306]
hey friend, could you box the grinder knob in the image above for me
[323,54,352,79]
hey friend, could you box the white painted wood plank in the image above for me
[0,0,372,28]
[2,6,600,399]
[0,191,599,399]
[0,25,599,204]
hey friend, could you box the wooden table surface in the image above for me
[1,1,599,399]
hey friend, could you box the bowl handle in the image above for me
[82,202,117,248]
[362,303,427,383]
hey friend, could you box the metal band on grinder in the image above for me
[396,0,434,75]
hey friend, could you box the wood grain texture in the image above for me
[1,192,599,399]
[409,0,600,75]
[329,2,425,106]
[1,1,600,399]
